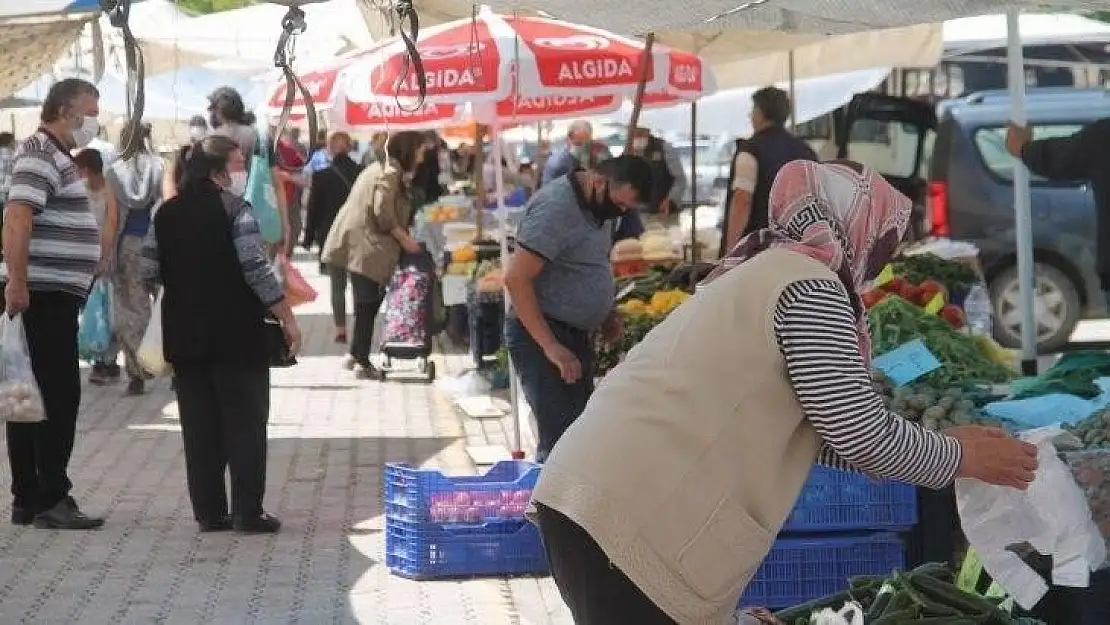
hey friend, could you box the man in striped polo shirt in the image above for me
[2,78,105,530]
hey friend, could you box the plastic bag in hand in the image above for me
[0,315,45,423]
[955,426,1107,609]
[77,278,113,361]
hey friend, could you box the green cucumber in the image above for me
[910,570,1010,618]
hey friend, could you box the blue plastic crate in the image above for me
[386,517,548,579]
[384,460,539,525]
[782,466,917,532]
[741,532,905,609]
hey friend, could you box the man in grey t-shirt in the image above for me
[503,155,652,461]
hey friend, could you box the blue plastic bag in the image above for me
[245,132,283,244]
[78,278,113,362]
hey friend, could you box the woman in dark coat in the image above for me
[142,135,302,534]
[302,131,363,343]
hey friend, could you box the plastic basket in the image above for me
[741,532,905,609]
[384,460,539,524]
[383,461,546,579]
[782,466,917,532]
[386,517,548,579]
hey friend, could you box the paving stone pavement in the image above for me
[0,258,573,625]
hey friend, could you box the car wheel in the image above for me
[989,262,1081,352]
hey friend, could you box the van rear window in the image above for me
[973,124,1083,181]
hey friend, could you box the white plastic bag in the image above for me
[137,290,170,377]
[955,426,1107,609]
[0,314,45,423]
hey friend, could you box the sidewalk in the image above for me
[0,259,571,625]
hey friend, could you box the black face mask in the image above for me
[209,114,221,129]
[585,183,624,221]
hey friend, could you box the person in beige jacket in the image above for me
[321,131,424,379]
[529,160,1041,625]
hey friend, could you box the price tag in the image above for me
[873,339,942,386]
[874,264,895,287]
[924,293,945,315]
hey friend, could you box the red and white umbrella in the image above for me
[261,7,714,129]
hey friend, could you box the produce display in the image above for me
[1010,351,1110,400]
[1063,409,1110,450]
[871,372,1000,431]
[892,253,980,297]
[426,202,467,223]
[863,277,965,330]
[773,563,1042,624]
[474,259,504,293]
[427,488,532,524]
[595,268,693,375]
[868,297,1014,388]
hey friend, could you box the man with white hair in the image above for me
[541,120,613,186]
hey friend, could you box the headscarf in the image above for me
[704,159,912,364]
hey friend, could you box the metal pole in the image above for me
[1006,11,1038,376]
[491,121,524,459]
[689,100,699,281]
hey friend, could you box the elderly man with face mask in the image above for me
[1,78,106,530]
[540,120,614,187]
[504,155,653,462]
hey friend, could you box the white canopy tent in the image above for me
[945,12,1110,55]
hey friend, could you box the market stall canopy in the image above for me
[133,0,376,73]
[476,0,1110,37]
[944,12,1110,55]
[0,0,98,100]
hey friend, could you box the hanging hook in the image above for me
[272,6,315,169]
[100,0,145,160]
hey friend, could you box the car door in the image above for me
[836,93,938,239]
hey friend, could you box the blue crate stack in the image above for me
[740,466,916,609]
[383,460,548,580]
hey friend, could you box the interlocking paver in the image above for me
[0,257,570,624]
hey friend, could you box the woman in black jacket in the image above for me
[302,131,363,343]
[142,135,302,534]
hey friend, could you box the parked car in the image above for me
[670,138,732,207]
[822,88,1108,352]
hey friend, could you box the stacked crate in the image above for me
[383,460,548,580]
[740,466,916,608]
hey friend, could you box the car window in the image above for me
[845,119,922,178]
[973,124,1083,182]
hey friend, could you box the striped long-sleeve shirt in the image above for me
[141,190,283,308]
[773,279,963,489]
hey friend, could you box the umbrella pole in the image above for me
[624,32,656,152]
[491,121,524,460]
[1006,11,1038,376]
[474,124,487,239]
[689,99,699,282]
[788,50,797,131]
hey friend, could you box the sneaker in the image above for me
[10,505,33,526]
[104,363,122,380]
[126,378,145,396]
[334,331,348,344]
[198,515,233,533]
[234,512,281,534]
[342,355,358,371]
[33,498,104,530]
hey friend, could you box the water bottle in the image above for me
[963,284,993,335]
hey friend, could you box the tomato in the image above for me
[918,279,947,299]
[901,283,922,303]
[884,277,908,294]
[861,290,886,309]
[941,304,966,329]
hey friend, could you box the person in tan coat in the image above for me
[321,131,424,379]
[529,160,1040,624]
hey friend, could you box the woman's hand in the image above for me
[282,316,303,356]
[948,426,1039,489]
[402,237,423,255]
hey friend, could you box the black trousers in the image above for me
[533,504,677,625]
[173,360,270,523]
[348,272,383,366]
[328,265,348,328]
[7,290,83,512]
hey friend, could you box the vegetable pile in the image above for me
[872,372,997,431]
[1064,409,1110,450]
[863,277,966,331]
[892,253,980,296]
[773,562,1043,624]
[597,269,695,376]
[868,297,1014,388]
